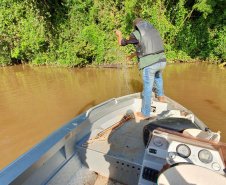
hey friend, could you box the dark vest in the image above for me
[134,21,164,58]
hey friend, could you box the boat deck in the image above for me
[77,117,149,165]
[76,115,152,185]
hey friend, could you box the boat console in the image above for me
[139,127,226,185]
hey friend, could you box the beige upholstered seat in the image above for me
[158,164,226,185]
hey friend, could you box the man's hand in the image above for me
[126,56,131,61]
[116,30,122,46]
[116,30,121,37]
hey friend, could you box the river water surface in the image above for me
[0,63,226,170]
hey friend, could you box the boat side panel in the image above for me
[78,147,141,185]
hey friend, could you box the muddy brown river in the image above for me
[0,63,226,170]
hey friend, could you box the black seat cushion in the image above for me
[143,118,200,146]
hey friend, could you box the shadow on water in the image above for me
[129,79,143,92]
[77,100,96,116]
[205,99,226,115]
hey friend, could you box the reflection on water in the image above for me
[0,63,226,169]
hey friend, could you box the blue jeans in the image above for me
[141,62,166,117]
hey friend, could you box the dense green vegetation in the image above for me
[0,0,225,66]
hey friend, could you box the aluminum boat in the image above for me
[1,93,226,185]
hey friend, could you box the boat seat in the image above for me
[158,164,226,185]
[143,118,199,146]
[183,128,221,142]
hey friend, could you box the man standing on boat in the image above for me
[116,18,166,119]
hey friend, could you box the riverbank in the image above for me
[1,59,225,68]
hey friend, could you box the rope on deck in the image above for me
[82,114,135,147]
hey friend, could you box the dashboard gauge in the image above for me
[176,144,191,158]
[198,149,213,164]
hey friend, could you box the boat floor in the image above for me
[48,154,124,185]
[67,165,124,185]
[94,175,124,185]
